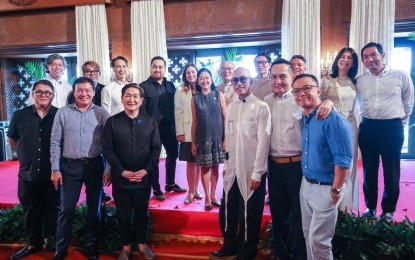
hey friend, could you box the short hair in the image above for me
[82,61,101,73]
[290,55,307,64]
[32,79,55,92]
[121,83,144,98]
[292,74,319,87]
[361,42,384,56]
[72,77,95,92]
[196,68,216,93]
[270,58,294,74]
[182,64,198,88]
[111,56,128,68]
[254,52,271,62]
[151,56,166,67]
[44,54,67,73]
[330,47,359,84]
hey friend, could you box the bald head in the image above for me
[232,67,252,100]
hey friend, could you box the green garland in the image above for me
[0,203,151,253]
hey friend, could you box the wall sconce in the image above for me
[320,51,337,77]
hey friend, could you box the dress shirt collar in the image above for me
[148,76,166,86]
[69,102,96,112]
[272,90,292,100]
[47,74,63,85]
[236,92,255,103]
[113,78,128,86]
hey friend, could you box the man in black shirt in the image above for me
[8,80,59,259]
[140,56,186,200]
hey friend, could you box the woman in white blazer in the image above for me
[175,64,203,203]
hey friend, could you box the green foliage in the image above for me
[408,32,415,42]
[0,203,151,253]
[18,61,46,81]
[0,204,26,242]
[264,211,415,259]
[222,47,243,63]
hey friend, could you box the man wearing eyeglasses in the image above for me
[8,80,60,259]
[357,42,414,222]
[28,54,72,108]
[217,60,238,105]
[251,53,273,101]
[292,74,352,260]
[67,61,106,107]
[210,67,271,260]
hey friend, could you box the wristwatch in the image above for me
[331,187,342,195]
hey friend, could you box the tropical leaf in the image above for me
[409,31,415,42]
[17,61,46,81]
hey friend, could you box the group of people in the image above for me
[7,40,414,260]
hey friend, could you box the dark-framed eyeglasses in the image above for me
[254,60,269,66]
[291,85,317,96]
[84,69,100,74]
[231,76,250,85]
[34,90,54,97]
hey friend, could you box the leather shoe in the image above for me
[139,245,155,260]
[153,189,166,201]
[101,190,112,202]
[380,212,394,222]
[165,183,187,193]
[52,251,68,260]
[10,245,42,259]
[362,208,377,218]
[209,249,238,260]
[44,236,56,252]
[212,199,221,207]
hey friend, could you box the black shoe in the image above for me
[362,208,377,218]
[165,184,187,193]
[209,249,237,260]
[44,236,56,252]
[10,245,42,259]
[85,243,99,259]
[52,251,68,260]
[153,189,166,201]
[101,191,112,202]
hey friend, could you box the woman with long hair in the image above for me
[191,68,227,211]
[321,47,359,211]
[175,64,203,204]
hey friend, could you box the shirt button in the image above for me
[38,149,41,151]
[305,138,308,140]
[305,152,307,154]
[38,158,40,161]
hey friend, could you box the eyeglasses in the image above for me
[231,76,249,85]
[84,69,100,74]
[254,60,268,66]
[220,67,234,72]
[291,85,317,96]
[34,90,54,97]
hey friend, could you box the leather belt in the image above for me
[305,176,331,186]
[62,156,101,165]
[270,155,302,164]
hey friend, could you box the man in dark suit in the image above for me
[67,61,106,106]
[140,56,186,201]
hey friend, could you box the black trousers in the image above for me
[219,175,266,260]
[153,121,178,190]
[113,186,151,245]
[55,157,104,253]
[18,177,60,246]
[268,159,306,260]
[359,118,404,213]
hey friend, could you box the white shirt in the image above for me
[217,82,238,105]
[356,66,414,123]
[264,91,303,157]
[223,93,271,240]
[28,74,72,108]
[101,79,128,116]
[174,85,193,142]
[251,77,273,101]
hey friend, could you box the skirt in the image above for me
[179,142,196,162]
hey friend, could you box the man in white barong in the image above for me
[209,67,271,260]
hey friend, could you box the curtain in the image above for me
[349,0,395,76]
[131,0,168,83]
[75,4,111,85]
[281,0,320,77]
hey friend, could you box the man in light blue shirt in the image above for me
[292,74,353,260]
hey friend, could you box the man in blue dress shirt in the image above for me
[292,74,353,260]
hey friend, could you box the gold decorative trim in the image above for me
[8,0,37,7]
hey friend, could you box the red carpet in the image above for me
[0,159,414,236]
